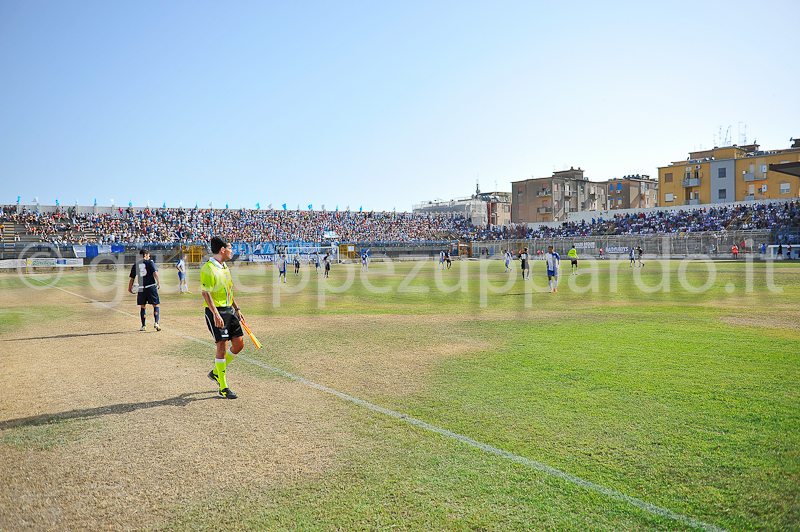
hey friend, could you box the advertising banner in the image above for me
[0,259,25,268]
[25,258,84,267]
[606,246,630,254]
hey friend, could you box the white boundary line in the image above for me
[37,279,727,532]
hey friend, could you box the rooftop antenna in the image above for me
[723,125,731,147]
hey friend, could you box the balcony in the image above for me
[683,199,701,206]
[743,173,766,182]
[537,206,552,214]
[681,178,701,187]
[744,195,754,201]
[537,189,551,197]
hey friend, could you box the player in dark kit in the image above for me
[128,249,161,331]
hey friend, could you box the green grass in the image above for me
[3,259,799,531]
[1,419,93,451]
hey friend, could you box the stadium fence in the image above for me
[2,230,795,270]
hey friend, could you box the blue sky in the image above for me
[1,0,798,211]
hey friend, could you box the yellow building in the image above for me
[658,140,800,206]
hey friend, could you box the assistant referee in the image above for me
[201,236,244,399]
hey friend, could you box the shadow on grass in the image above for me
[0,391,217,430]
[1,330,138,341]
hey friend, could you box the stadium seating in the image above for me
[1,201,798,245]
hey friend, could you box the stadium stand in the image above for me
[1,201,798,246]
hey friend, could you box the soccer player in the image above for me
[439,250,445,270]
[637,246,644,267]
[629,248,636,267]
[568,245,578,275]
[444,250,452,269]
[176,254,191,294]
[323,253,331,278]
[277,253,288,283]
[294,253,301,276]
[201,236,243,400]
[504,250,511,272]
[545,245,560,293]
[314,252,321,274]
[128,249,161,331]
[361,251,368,272]
[519,247,530,280]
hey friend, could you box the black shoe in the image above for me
[208,370,219,384]
[218,387,238,399]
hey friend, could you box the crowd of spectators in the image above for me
[459,201,800,241]
[1,200,798,245]
[0,209,82,244]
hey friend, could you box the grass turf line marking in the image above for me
[40,279,727,532]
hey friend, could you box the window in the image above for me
[759,164,768,173]
[503,205,510,212]
[694,171,699,179]
[761,184,767,194]
[718,167,726,178]
[665,193,674,202]
[609,184,613,192]
[652,194,656,200]
[617,183,622,191]
[617,198,623,204]
[749,184,755,194]
[718,189,727,200]
[664,173,673,183]
[780,182,791,194]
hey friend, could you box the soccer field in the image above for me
[1,259,798,531]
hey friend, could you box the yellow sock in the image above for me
[215,359,227,389]
[226,348,236,365]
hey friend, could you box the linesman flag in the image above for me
[241,319,262,349]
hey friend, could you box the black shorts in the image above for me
[137,285,160,306]
[205,307,243,344]
[571,259,577,266]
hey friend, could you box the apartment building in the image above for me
[511,167,606,223]
[606,175,659,210]
[658,139,800,206]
